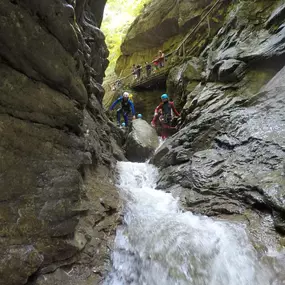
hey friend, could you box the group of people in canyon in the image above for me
[132,50,165,80]
[109,91,180,139]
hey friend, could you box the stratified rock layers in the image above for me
[0,1,119,284]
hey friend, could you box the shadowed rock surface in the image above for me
[0,1,120,284]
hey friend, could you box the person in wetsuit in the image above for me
[151,93,180,139]
[110,92,136,127]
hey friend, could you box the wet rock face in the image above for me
[125,119,159,162]
[153,64,285,235]
[148,0,285,249]
[0,1,119,285]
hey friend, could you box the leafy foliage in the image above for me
[101,0,150,77]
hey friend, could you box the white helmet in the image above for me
[123,92,129,98]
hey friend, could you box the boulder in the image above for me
[125,120,159,162]
[209,59,247,82]
[0,246,43,285]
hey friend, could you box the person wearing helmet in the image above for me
[151,93,180,139]
[137,114,143,119]
[110,92,136,126]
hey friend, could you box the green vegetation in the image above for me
[101,0,151,77]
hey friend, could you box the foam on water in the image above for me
[104,161,274,285]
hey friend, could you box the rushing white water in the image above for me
[104,161,274,285]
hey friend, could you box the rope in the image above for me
[175,0,222,53]
[109,0,223,87]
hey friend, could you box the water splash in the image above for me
[105,162,274,285]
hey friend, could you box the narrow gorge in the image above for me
[0,0,285,285]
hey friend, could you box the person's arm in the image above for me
[151,105,161,126]
[129,100,136,117]
[154,104,162,115]
[151,112,160,126]
[170,102,180,116]
[151,114,158,126]
[110,97,122,110]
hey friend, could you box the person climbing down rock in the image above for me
[151,93,180,139]
[110,92,136,127]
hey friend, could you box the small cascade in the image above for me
[104,161,278,285]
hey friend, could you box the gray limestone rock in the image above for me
[125,119,159,162]
[153,65,285,235]
[0,0,120,284]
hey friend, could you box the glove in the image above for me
[132,116,136,120]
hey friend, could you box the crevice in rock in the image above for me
[1,110,82,137]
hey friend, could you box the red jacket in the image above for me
[152,101,180,125]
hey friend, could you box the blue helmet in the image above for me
[161,94,168,100]
[137,114,143,118]
[121,122,126,127]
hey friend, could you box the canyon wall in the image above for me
[0,1,120,284]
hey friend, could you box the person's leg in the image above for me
[161,124,170,139]
[117,108,122,126]
[161,129,167,140]
[123,112,129,126]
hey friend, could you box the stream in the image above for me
[104,161,280,285]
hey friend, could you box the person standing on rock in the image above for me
[132,64,137,79]
[151,94,180,139]
[145,61,152,76]
[152,50,165,69]
[136,64,142,80]
[110,92,136,127]
[157,50,165,68]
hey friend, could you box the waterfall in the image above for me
[104,161,275,285]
